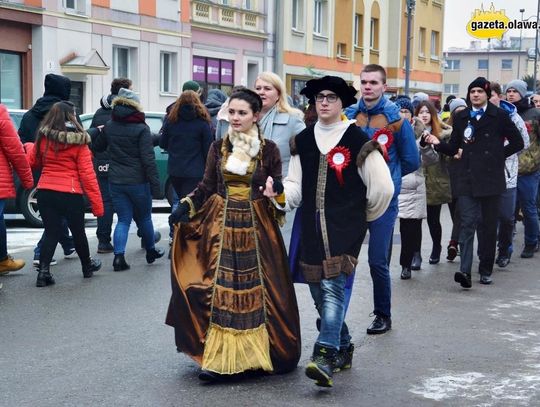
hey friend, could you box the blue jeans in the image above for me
[517,171,540,246]
[0,199,7,259]
[309,272,350,351]
[110,183,155,255]
[497,187,517,256]
[34,217,74,258]
[169,189,179,240]
[363,198,398,318]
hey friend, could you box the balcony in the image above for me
[191,1,266,37]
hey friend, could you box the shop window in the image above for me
[192,56,235,96]
[0,51,22,109]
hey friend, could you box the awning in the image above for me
[60,49,109,75]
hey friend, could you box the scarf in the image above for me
[224,125,261,175]
[259,105,279,141]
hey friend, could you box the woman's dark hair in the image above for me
[35,101,84,164]
[414,100,442,138]
[167,90,211,123]
[229,88,263,113]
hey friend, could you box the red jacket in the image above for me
[26,127,104,217]
[0,104,33,199]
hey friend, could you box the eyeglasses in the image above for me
[315,93,339,103]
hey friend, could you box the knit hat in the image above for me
[394,97,414,115]
[118,88,140,104]
[300,75,357,107]
[467,77,491,97]
[505,79,528,99]
[449,98,467,113]
[182,80,201,92]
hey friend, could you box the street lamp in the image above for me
[535,0,540,92]
[404,0,416,96]
[518,8,525,78]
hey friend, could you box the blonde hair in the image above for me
[255,72,303,117]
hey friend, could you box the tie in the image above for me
[470,108,484,120]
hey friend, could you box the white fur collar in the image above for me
[224,125,261,175]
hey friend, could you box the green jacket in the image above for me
[424,123,453,205]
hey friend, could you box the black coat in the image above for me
[18,74,73,143]
[92,97,160,197]
[436,102,524,197]
[89,94,115,177]
[159,105,212,178]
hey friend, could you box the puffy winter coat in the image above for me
[159,104,213,178]
[0,104,33,199]
[92,96,160,197]
[26,125,103,217]
[515,97,540,175]
[398,118,438,219]
[89,94,115,178]
[424,122,453,205]
[18,74,72,143]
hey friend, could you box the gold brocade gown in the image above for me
[166,165,301,375]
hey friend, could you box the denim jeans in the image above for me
[458,194,500,276]
[497,187,517,256]
[309,272,350,351]
[0,199,7,259]
[34,217,74,258]
[110,183,155,255]
[517,171,540,246]
[96,176,114,244]
[168,189,179,240]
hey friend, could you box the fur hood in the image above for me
[111,96,143,112]
[40,127,91,145]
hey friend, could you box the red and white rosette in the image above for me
[327,146,351,187]
[373,128,394,162]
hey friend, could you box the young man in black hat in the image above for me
[425,77,523,288]
[263,75,394,387]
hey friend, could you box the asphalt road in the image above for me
[1,209,539,407]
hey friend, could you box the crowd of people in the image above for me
[1,65,539,388]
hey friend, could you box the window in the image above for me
[478,59,488,70]
[292,0,305,30]
[244,0,252,9]
[446,59,461,70]
[64,0,87,15]
[430,30,439,59]
[501,59,513,70]
[418,27,426,57]
[192,56,235,95]
[0,51,22,109]
[444,84,459,94]
[314,0,323,35]
[160,52,174,93]
[370,18,379,49]
[113,47,130,79]
[337,43,347,58]
[354,14,363,47]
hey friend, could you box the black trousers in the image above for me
[426,201,457,249]
[399,218,422,267]
[170,176,201,200]
[37,190,90,268]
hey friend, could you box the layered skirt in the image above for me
[166,193,301,375]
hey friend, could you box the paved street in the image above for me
[1,209,540,407]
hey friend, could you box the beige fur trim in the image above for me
[40,127,91,145]
[111,96,143,112]
[356,139,383,168]
[225,125,261,175]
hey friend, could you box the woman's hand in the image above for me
[424,134,440,145]
[260,176,277,198]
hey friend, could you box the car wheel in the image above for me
[20,186,43,228]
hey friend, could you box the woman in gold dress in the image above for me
[166,88,301,382]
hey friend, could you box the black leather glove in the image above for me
[169,201,190,226]
[419,130,428,148]
[272,179,284,195]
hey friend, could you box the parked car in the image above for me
[80,112,175,206]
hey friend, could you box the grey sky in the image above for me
[444,0,539,49]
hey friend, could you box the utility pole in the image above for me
[518,8,525,79]
[404,0,415,96]
[535,0,540,92]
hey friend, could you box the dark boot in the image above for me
[400,266,411,280]
[521,244,536,258]
[36,264,55,287]
[146,248,165,264]
[429,245,442,264]
[411,251,422,270]
[113,254,130,272]
[82,258,102,278]
[305,343,336,387]
[333,343,354,372]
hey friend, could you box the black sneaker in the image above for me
[333,343,354,372]
[496,255,510,268]
[400,266,411,280]
[447,241,458,262]
[97,242,114,254]
[521,244,536,258]
[454,271,472,288]
[305,344,336,387]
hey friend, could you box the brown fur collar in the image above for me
[412,117,426,139]
[356,139,383,168]
[111,95,143,112]
[40,127,91,145]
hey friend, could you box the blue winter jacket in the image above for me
[345,96,420,197]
